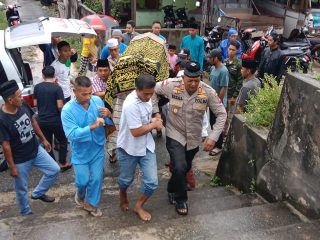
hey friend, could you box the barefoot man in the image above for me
[117,74,163,221]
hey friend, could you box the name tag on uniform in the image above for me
[172,94,183,100]
[192,103,207,111]
[170,98,183,114]
[195,98,208,104]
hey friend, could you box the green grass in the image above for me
[0,10,7,30]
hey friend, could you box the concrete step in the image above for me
[0,202,303,240]
[93,202,304,240]
[0,180,268,237]
[0,183,258,223]
[240,220,320,240]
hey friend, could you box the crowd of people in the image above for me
[0,19,286,220]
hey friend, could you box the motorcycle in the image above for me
[288,27,320,66]
[203,25,223,52]
[175,7,188,28]
[162,5,176,28]
[5,4,21,26]
[241,26,272,62]
[240,28,256,54]
[281,27,313,73]
[162,5,189,28]
[242,26,312,73]
[202,26,225,72]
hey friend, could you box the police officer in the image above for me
[152,61,227,215]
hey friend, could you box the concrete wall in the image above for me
[258,73,320,218]
[217,73,320,218]
[216,115,269,193]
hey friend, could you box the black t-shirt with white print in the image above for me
[0,102,39,164]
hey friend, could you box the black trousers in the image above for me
[39,122,68,165]
[63,97,71,104]
[209,110,224,149]
[166,137,199,203]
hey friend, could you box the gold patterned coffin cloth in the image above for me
[105,32,170,106]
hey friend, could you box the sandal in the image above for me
[109,154,117,164]
[209,147,223,156]
[83,204,103,217]
[168,193,176,205]
[175,201,188,216]
[74,192,84,207]
[60,164,72,173]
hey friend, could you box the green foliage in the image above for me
[243,74,283,128]
[0,9,7,30]
[248,159,256,168]
[83,0,103,14]
[63,36,82,70]
[315,74,320,81]
[249,178,256,192]
[111,0,130,22]
[210,175,221,187]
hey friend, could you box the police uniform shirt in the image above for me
[152,78,227,150]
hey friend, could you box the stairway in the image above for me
[216,0,283,31]
[0,164,319,240]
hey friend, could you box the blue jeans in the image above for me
[14,146,60,215]
[73,146,104,207]
[117,148,158,197]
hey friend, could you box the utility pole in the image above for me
[131,0,136,22]
[104,0,111,15]
[200,0,208,36]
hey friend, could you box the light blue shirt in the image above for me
[159,34,166,41]
[117,90,155,156]
[61,96,112,164]
[180,35,205,70]
[209,64,229,107]
[100,42,127,60]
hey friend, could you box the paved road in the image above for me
[16,0,47,21]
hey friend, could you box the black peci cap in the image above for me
[184,61,201,77]
[242,59,258,70]
[0,80,19,99]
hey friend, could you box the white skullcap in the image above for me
[107,38,119,48]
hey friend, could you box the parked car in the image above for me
[0,17,96,163]
[0,16,96,106]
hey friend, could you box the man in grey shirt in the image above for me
[122,20,139,46]
[236,59,261,113]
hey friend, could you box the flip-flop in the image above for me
[83,205,103,217]
[74,192,84,207]
[209,148,223,156]
[109,155,117,164]
[175,201,188,216]
[60,164,72,173]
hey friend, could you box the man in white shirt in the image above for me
[51,41,73,103]
[117,74,163,221]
